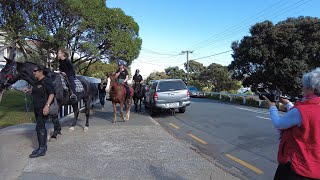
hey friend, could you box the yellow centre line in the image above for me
[169,123,180,129]
[225,154,264,174]
[187,133,208,145]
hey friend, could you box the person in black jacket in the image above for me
[98,78,107,108]
[57,48,77,101]
[24,65,55,158]
[132,69,143,96]
[115,60,130,104]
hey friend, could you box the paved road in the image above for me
[151,98,281,180]
[0,100,240,180]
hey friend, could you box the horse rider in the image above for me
[115,60,130,104]
[132,69,143,91]
[57,48,77,101]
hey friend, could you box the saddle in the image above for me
[122,84,133,97]
[59,74,84,93]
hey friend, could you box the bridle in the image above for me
[0,63,18,88]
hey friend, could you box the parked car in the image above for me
[144,79,190,115]
[187,86,204,97]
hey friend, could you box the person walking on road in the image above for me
[264,67,320,180]
[98,78,107,108]
[24,65,55,158]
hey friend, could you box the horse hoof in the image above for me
[84,126,88,133]
[68,127,75,132]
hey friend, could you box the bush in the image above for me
[233,96,244,104]
[220,94,230,102]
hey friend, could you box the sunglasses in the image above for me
[33,69,40,72]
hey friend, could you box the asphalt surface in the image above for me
[152,98,281,180]
[0,100,240,180]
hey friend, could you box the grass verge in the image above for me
[0,90,35,129]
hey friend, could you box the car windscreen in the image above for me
[157,81,186,92]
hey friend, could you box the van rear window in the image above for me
[157,81,186,92]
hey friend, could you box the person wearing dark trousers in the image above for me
[57,48,77,101]
[24,65,55,158]
[115,60,130,104]
[98,78,107,108]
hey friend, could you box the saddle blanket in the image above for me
[59,74,84,93]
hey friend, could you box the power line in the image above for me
[191,50,233,61]
[194,0,312,51]
[190,0,286,49]
[191,0,311,50]
[141,48,179,56]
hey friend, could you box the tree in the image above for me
[146,71,168,84]
[228,16,320,95]
[164,66,186,79]
[201,63,240,92]
[82,61,119,79]
[0,0,142,74]
[184,60,205,86]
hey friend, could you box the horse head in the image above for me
[0,57,20,98]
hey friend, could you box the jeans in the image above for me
[99,92,106,107]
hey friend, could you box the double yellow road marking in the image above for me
[169,123,180,129]
[167,121,263,175]
[225,154,264,174]
[165,119,263,174]
[187,133,208,145]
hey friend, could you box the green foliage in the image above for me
[164,66,186,80]
[0,90,35,128]
[81,61,119,78]
[200,63,241,92]
[0,0,142,73]
[233,96,244,104]
[229,16,320,96]
[146,71,168,84]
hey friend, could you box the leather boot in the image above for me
[29,129,47,158]
[51,117,62,139]
[31,130,40,154]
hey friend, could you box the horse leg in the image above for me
[120,102,125,122]
[69,103,79,132]
[126,98,132,120]
[134,97,137,112]
[83,101,90,133]
[112,102,117,124]
[51,115,62,139]
[139,98,142,113]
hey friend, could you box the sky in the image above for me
[108,0,320,79]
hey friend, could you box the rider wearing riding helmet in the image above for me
[115,60,130,104]
[133,69,143,90]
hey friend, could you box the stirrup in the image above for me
[70,94,77,101]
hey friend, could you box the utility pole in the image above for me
[181,50,193,85]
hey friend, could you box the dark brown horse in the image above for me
[0,58,98,137]
[133,82,144,113]
[109,74,133,124]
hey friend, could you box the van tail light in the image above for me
[187,91,190,97]
[154,93,158,101]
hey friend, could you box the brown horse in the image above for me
[109,74,133,124]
